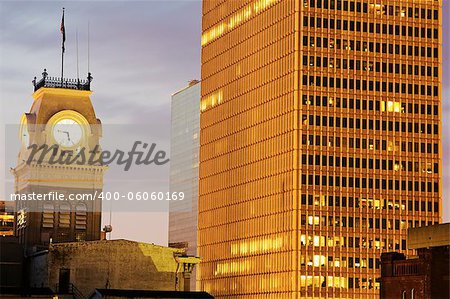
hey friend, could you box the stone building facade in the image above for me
[30,239,200,297]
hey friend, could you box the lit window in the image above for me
[201,0,279,45]
[201,90,223,112]
[381,100,402,112]
[308,215,320,225]
[370,3,385,14]
[300,234,306,245]
[374,239,380,249]
[400,8,406,17]
[374,199,381,209]
[313,255,326,267]
[334,257,340,267]
[313,236,320,247]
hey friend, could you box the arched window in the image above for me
[59,203,71,228]
[402,290,407,299]
[42,203,54,228]
[75,204,87,230]
[411,288,415,299]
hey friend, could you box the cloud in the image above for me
[0,1,201,122]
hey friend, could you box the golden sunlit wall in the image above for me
[199,0,442,298]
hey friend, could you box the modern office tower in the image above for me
[12,71,105,253]
[169,80,201,291]
[198,1,441,298]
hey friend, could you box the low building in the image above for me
[380,223,450,299]
[0,236,24,288]
[29,239,203,298]
[89,289,213,299]
[0,236,54,298]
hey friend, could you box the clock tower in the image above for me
[12,70,106,252]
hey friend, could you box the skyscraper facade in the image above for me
[169,80,201,290]
[198,0,442,298]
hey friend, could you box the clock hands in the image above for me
[57,129,70,138]
[55,120,82,147]
[57,129,69,135]
[57,129,73,145]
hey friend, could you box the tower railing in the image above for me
[33,69,92,92]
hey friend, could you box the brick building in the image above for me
[380,223,450,299]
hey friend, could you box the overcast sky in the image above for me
[0,1,449,245]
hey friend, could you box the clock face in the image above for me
[52,118,83,148]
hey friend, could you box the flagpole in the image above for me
[87,20,90,74]
[61,44,64,85]
[76,28,79,82]
[61,7,65,85]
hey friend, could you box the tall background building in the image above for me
[198,0,442,298]
[169,80,201,291]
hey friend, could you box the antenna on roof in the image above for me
[76,28,80,81]
[87,20,90,74]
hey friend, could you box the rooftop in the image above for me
[172,79,200,97]
[49,238,183,251]
[90,289,214,299]
[0,287,54,295]
[408,223,450,249]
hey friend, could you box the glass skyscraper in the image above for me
[169,80,201,291]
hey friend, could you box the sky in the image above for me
[0,1,449,245]
[0,0,202,245]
